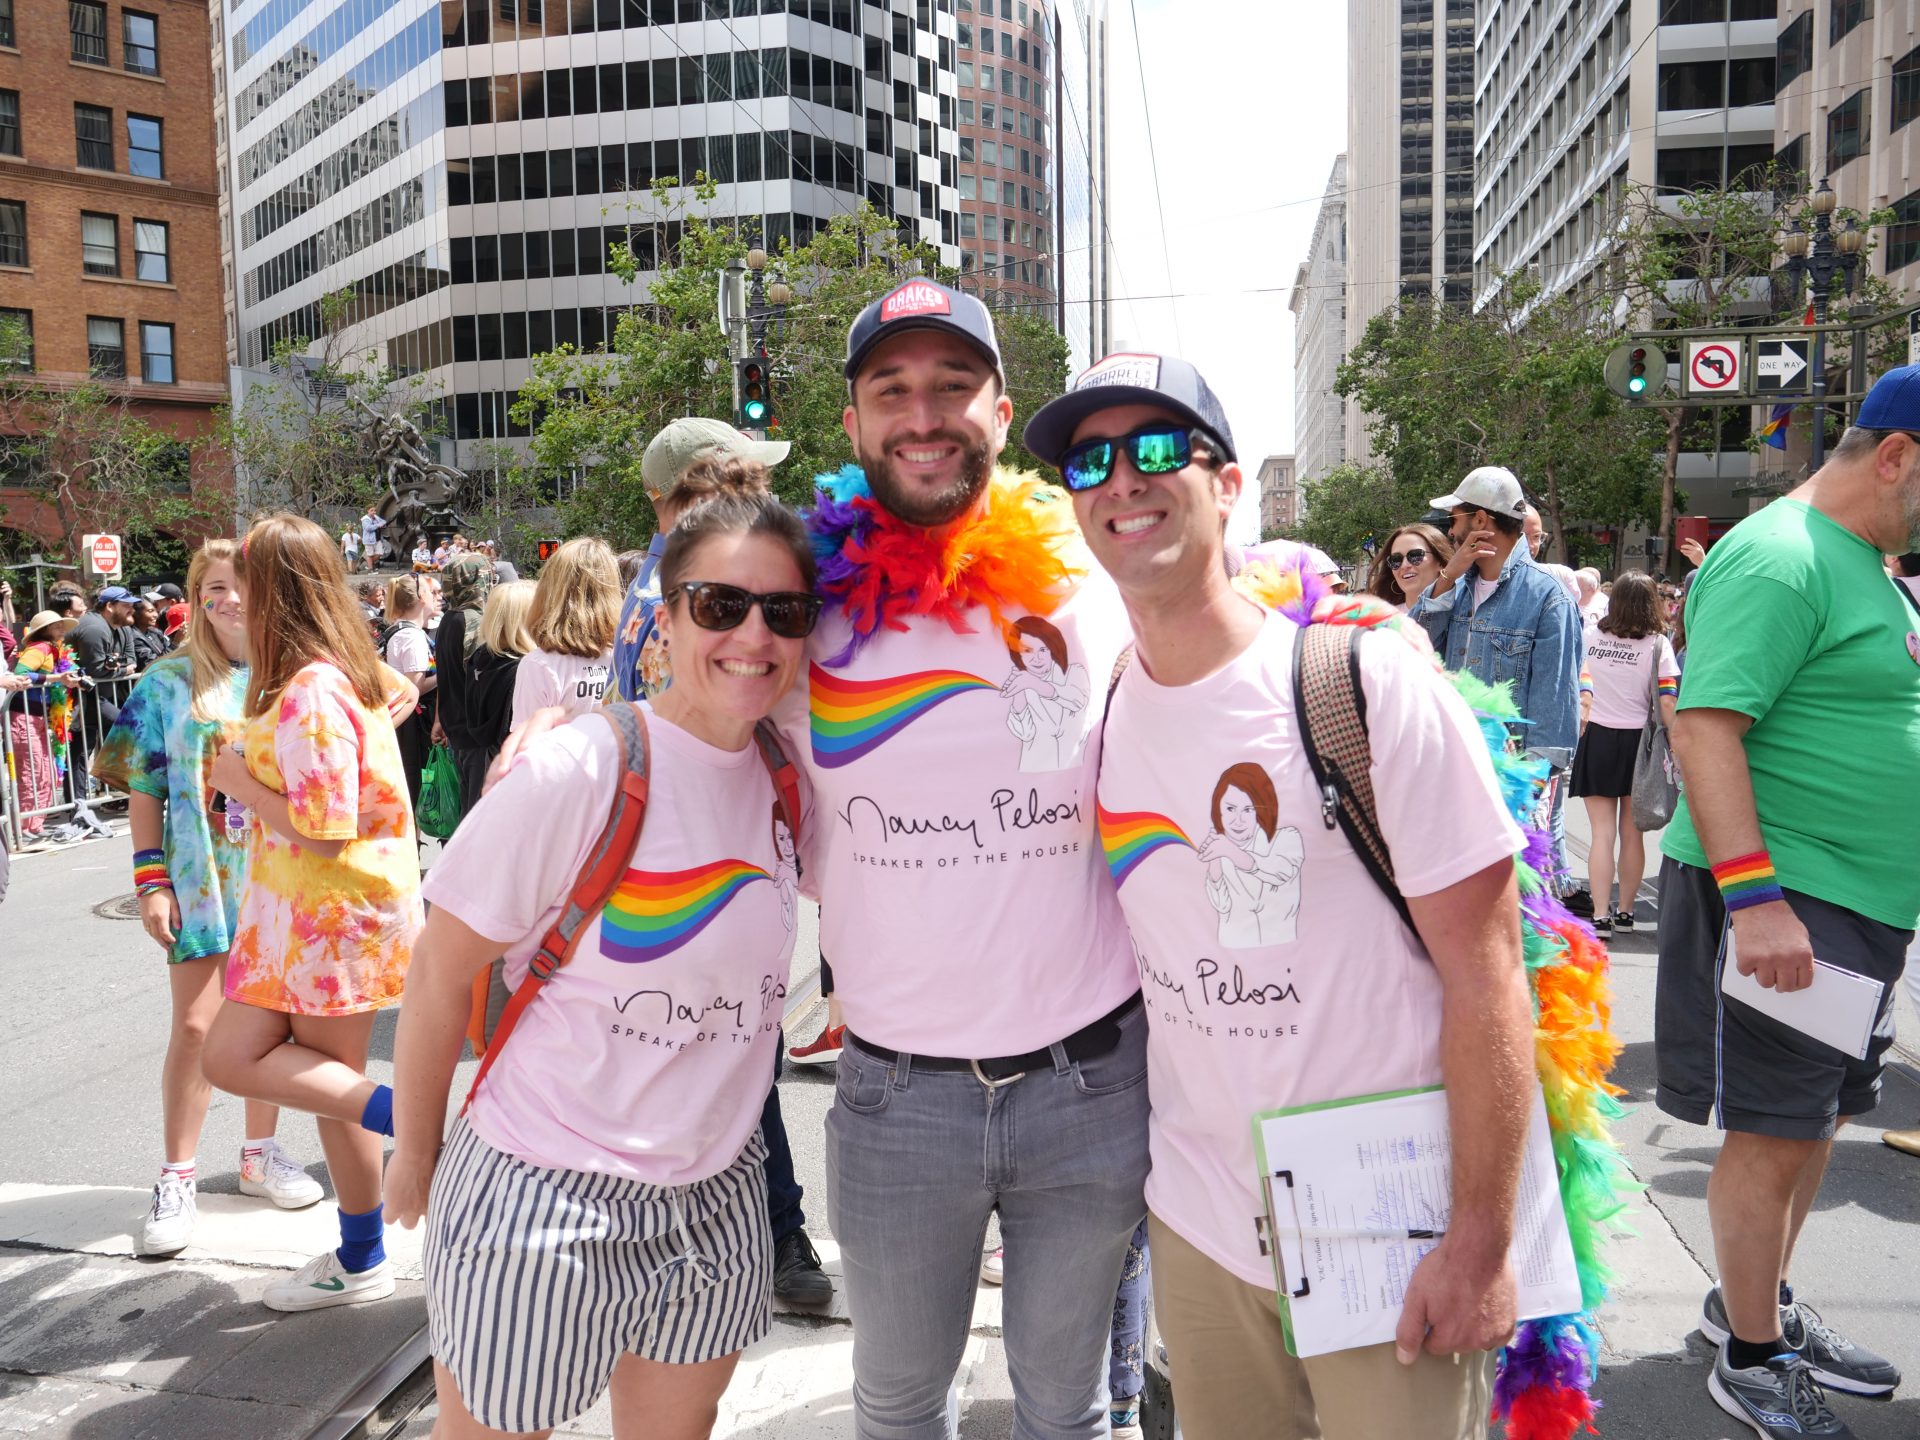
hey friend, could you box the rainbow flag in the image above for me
[1097,803,1194,887]
[809,663,997,768]
[598,860,771,964]
[1758,403,1793,450]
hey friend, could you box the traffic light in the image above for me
[1603,341,1667,401]
[1627,347,1650,394]
[737,357,773,430]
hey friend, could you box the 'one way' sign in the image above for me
[1755,338,1811,395]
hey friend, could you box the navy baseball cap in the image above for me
[1857,364,1920,430]
[1023,352,1238,465]
[844,279,1004,383]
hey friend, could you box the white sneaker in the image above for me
[239,1143,324,1210]
[136,1171,197,1256]
[979,1246,1004,1285]
[263,1249,395,1313]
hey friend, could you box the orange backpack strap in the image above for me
[752,720,803,842]
[461,703,652,1114]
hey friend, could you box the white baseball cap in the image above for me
[1429,466,1526,519]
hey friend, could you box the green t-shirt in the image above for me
[1664,499,1920,928]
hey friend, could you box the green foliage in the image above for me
[514,182,1069,550]
[1292,463,1422,561]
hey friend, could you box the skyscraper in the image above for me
[1290,154,1348,489]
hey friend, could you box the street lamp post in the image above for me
[1779,179,1866,473]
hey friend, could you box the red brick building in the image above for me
[0,0,227,558]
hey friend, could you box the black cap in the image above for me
[153,582,183,601]
[1023,352,1237,465]
[844,279,1004,382]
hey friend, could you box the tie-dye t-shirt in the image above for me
[226,660,422,1015]
[422,705,806,1182]
[92,655,250,964]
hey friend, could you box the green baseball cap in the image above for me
[641,416,790,498]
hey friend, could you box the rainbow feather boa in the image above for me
[1236,556,1631,1440]
[803,465,1085,667]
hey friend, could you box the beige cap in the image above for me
[641,417,791,499]
[22,610,68,640]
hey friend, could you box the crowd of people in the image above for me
[12,282,1920,1440]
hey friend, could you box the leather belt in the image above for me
[846,993,1142,1088]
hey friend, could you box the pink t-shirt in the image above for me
[1097,612,1523,1288]
[421,706,805,1183]
[772,569,1139,1055]
[1580,632,1678,731]
[510,647,612,729]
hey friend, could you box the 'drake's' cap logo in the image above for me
[880,281,953,324]
[1074,353,1163,392]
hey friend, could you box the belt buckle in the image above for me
[970,1057,1026,1089]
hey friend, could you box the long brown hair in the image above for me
[1598,571,1665,640]
[528,536,620,658]
[1368,524,1454,606]
[185,538,242,726]
[242,513,387,718]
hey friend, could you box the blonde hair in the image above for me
[384,575,426,617]
[528,537,619,658]
[478,579,536,657]
[185,539,243,726]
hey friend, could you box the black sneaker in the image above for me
[1783,1301,1900,1396]
[1592,915,1612,938]
[1563,888,1595,919]
[1612,911,1635,932]
[1709,1347,1855,1438]
[771,1228,833,1309]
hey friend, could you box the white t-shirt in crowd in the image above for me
[422,708,805,1181]
[771,568,1139,1056]
[511,648,612,729]
[1581,631,1678,731]
[1098,611,1523,1288]
[382,622,432,679]
[1472,576,1500,612]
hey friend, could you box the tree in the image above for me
[514,181,1070,550]
[1293,462,1420,561]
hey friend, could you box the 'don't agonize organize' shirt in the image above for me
[1097,611,1523,1288]
[423,706,807,1183]
[511,648,612,730]
[773,569,1139,1057]
[1578,631,1678,731]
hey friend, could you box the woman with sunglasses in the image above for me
[385,489,818,1440]
[1367,524,1454,613]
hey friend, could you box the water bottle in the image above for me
[224,748,249,844]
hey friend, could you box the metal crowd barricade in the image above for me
[2,665,143,850]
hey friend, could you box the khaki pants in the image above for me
[1149,1212,1493,1440]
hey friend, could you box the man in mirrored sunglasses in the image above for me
[1024,356,1530,1440]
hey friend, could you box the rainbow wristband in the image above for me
[133,849,171,895]
[1712,851,1783,912]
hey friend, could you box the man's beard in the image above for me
[858,430,996,527]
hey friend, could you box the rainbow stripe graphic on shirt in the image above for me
[1097,804,1194,887]
[808,663,998,767]
[598,860,772,963]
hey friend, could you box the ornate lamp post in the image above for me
[1779,179,1866,472]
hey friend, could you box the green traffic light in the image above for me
[743,399,768,422]
[1628,376,1647,394]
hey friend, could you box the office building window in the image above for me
[87,316,124,377]
[75,104,112,169]
[0,199,23,265]
[0,307,31,369]
[1776,11,1811,92]
[1775,133,1807,190]
[134,219,168,281]
[0,0,13,47]
[0,89,16,156]
[139,321,173,383]
[1888,191,1920,272]
[1895,47,1920,134]
[81,211,118,274]
[123,10,158,74]
[70,0,106,63]
[1829,0,1870,46]
[1825,89,1868,173]
[1728,57,1773,106]
[127,114,163,178]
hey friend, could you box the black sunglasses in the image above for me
[667,581,822,639]
[1059,423,1209,492]
[1387,547,1430,569]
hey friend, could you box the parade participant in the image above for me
[1657,373,1920,1438]
[1023,355,1530,1440]
[465,580,534,788]
[510,536,618,727]
[9,610,83,836]
[1570,572,1678,938]
[200,513,423,1313]
[385,490,816,1438]
[610,417,789,704]
[93,540,323,1257]
[1368,523,1454,613]
[429,553,497,819]
[379,575,439,808]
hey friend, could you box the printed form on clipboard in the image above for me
[1252,1082,1583,1358]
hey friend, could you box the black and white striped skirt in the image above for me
[424,1117,772,1433]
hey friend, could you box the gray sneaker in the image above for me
[1709,1348,1855,1439]
[1782,1301,1900,1396]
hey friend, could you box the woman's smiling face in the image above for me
[1019,633,1052,675]
[1220,785,1259,846]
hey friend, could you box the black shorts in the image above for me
[1569,723,1639,799]
[1654,858,1909,1140]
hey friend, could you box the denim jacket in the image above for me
[1411,542,1583,766]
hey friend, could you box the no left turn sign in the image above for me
[1686,339,1743,396]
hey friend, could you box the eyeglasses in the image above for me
[667,581,822,639]
[1387,548,1430,570]
[1059,423,1208,492]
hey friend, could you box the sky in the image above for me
[1098,0,1348,541]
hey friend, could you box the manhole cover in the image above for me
[94,892,144,921]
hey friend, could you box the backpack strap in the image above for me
[752,719,803,842]
[1292,624,1416,935]
[1103,645,1134,716]
[461,702,653,1114]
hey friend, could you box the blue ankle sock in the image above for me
[359,1084,394,1138]
[336,1202,386,1273]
